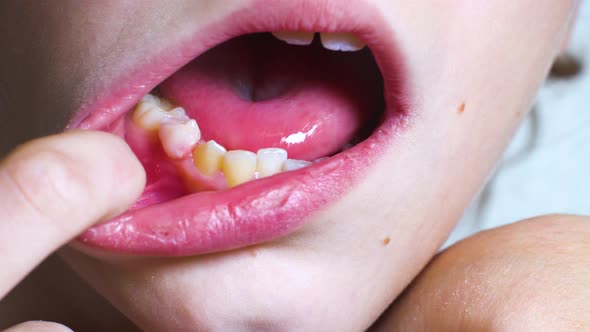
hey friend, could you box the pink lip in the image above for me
[73,0,409,256]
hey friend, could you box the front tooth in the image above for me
[132,103,168,131]
[282,159,312,171]
[159,119,201,159]
[192,140,227,175]
[319,32,366,51]
[271,31,315,46]
[256,148,288,177]
[222,150,257,187]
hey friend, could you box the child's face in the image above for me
[0,1,576,330]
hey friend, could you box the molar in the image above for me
[192,140,227,176]
[271,31,315,46]
[159,119,201,159]
[256,148,288,178]
[164,107,190,123]
[132,94,185,131]
[319,32,366,51]
[132,103,168,131]
[222,150,257,187]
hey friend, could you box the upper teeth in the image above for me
[271,31,315,46]
[133,93,319,187]
[271,31,366,52]
[319,32,366,52]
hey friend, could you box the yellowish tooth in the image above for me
[221,150,257,187]
[319,32,366,51]
[271,31,315,45]
[192,140,227,176]
[159,119,201,159]
[140,94,161,105]
[256,148,288,177]
[132,103,168,131]
[142,93,176,111]
[282,159,312,171]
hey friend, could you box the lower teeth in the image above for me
[132,93,318,187]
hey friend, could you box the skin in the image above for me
[0,0,583,331]
[0,131,145,331]
[374,215,590,331]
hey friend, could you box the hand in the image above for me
[0,131,145,332]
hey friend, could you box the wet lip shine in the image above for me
[73,0,409,256]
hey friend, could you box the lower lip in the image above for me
[79,115,403,256]
[74,1,409,256]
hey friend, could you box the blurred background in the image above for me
[446,1,590,247]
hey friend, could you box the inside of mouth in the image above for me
[117,32,385,210]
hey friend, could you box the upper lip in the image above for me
[71,0,409,256]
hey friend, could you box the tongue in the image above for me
[160,33,382,160]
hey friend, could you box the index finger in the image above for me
[0,131,145,298]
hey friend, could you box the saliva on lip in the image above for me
[132,93,313,188]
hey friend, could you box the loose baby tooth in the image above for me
[319,32,366,51]
[193,140,227,175]
[256,148,288,177]
[271,31,315,46]
[133,104,168,131]
[282,159,312,171]
[159,119,201,159]
[222,150,257,187]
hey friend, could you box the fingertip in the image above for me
[75,131,146,220]
[2,321,73,332]
[61,130,146,222]
[2,130,146,231]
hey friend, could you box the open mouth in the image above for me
[72,1,409,256]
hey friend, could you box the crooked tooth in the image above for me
[256,148,288,178]
[222,150,257,187]
[319,32,366,51]
[282,159,312,171]
[271,31,315,46]
[159,119,201,159]
[193,140,227,176]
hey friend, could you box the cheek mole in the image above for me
[383,237,391,246]
[457,102,465,114]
